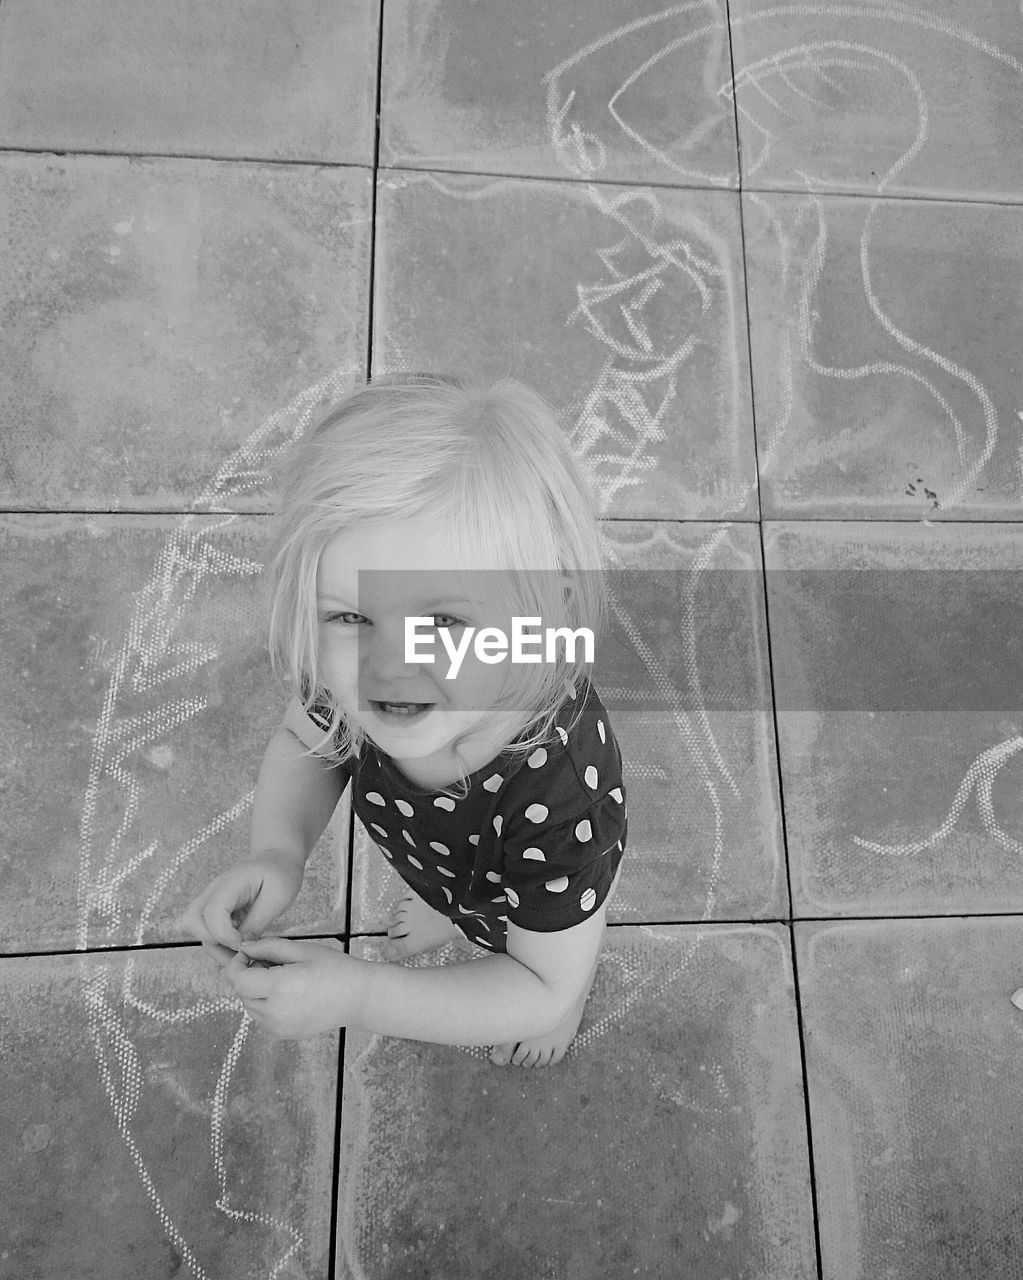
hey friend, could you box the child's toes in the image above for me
[386,902,410,936]
[511,1042,534,1066]
[381,935,410,962]
[491,1028,576,1068]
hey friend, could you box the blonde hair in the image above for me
[264,372,607,795]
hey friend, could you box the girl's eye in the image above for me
[433,614,464,630]
[323,611,366,625]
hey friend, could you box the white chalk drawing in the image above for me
[851,736,1023,858]
[77,2,1022,1275]
[544,0,1022,884]
[78,368,355,1279]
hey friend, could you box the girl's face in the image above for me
[315,515,526,785]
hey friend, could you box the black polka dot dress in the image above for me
[308,679,627,952]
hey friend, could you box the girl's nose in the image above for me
[363,621,420,679]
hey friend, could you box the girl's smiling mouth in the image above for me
[370,700,435,722]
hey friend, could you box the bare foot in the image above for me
[383,891,464,961]
[490,948,600,1069]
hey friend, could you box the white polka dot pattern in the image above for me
[350,675,625,950]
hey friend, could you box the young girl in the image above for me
[182,374,627,1068]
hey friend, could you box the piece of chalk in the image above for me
[1010,989,1023,1011]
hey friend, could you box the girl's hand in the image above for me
[180,854,305,963]
[224,936,359,1038]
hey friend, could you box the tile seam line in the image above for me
[0,146,376,173]
[785,918,826,1280]
[2,146,1020,209]
[377,163,1023,208]
[4,509,1021,524]
[725,0,821,1266]
[328,2,384,1274]
[10,912,1023,961]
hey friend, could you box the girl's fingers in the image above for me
[226,953,279,999]
[238,935,302,965]
[178,898,211,941]
[201,902,244,950]
[202,882,261,947]
[201,939,240,968]
[233,889,277,941]
[181,883,248,948]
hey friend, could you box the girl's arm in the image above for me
[250,701,349,866]
[182,700,347,950]
[359,905,608,1042]
[228,890,613,1044]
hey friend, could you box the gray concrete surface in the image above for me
[339,927,816,1280]
[2,0,1022,1276]
[798,917,1023,1279]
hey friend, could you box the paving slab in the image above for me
[0,947,337,1280]
[745,192,1023,520]
[729,0,1023,202]
[373,170,757,521]
[0,0,377,163]
[381,0,738,186]
[337,925,815,1279]
[1,515,347,954]
[0,153,371,512]
[797,917,1023,1279]
[766,521,1023,918]
[351,519,786,933]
